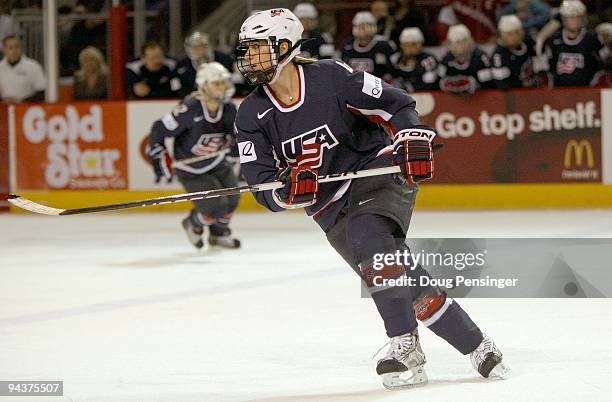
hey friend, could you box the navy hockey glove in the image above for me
[392,125,437,184]
[148,143,173,183]
[273,165,319,209]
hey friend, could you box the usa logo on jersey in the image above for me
[557,52,584,74]
[191,133,227,155]
[282,124,339,169]
[348,58,375,73]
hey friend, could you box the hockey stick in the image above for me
[8,166,403,216]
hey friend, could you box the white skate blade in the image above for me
[381,367,428,390]
[489,362,511,380]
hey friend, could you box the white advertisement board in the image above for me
[602,89,612,184]
[127,100,182,190]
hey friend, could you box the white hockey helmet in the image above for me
[399,27,424,44]
[293,3,318,20]
[498,15,522,33]
[559,0,586,17]
[352,11,377,39]
[447,24,472,43]
[184,31,213,61]
[236,8,304,85]
[352,11,376,26]
[196,62,235,102]
[596,22,612,36]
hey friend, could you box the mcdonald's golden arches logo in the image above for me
[564,140,594,169]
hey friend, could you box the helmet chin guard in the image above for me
[235,8,304,86]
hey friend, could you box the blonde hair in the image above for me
[293,55,318,64]
[75,46,108,78]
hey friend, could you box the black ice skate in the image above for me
[470,333,510,379]
[181,216,205,249]
[208,226,241,249]
[375,330,428,390]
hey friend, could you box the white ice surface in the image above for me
[1,210,612,402]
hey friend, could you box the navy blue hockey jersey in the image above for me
[150,97,237,176]
[391,51,440,92]
[438,47,493,93]
[546,29,608,87]
[300,30,336,59]
[340,36,396,80]
[235,59,420,230]
[491,38,537,89]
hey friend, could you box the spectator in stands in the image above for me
[496,0,551,35]
[340,11,395,80]
[176,31,233,98]
[73,46,108,100]
[438,24,493,93]
[126,41,181,99]
[370,0,394,40]
[437,0,501,44]
[58,1,79,51]
[491,15,538,89]
[293,3,335,59]
[0,35,46,102]
[60,1,107,76]
[545,0,608,87]
[58,0,78,14]
[391,27,439,92]
[390,0,427,47]
[0,0,15,59]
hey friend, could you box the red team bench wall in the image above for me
[2,87,612,212]
[0,104,9,212]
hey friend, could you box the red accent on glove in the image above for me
[287,166,319,204]
[393,139,434,184]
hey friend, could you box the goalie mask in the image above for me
[235,8,304,86]
[196,62,235,102]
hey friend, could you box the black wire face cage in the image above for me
[236,37,302,86]
[235,38,282,86]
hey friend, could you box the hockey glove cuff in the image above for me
[392,125,437,184]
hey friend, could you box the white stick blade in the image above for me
[7,195,66,216]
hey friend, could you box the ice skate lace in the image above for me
[471,335,496,368]
[372,335,413,360]
[478,335,494,354]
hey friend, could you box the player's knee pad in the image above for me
[413,286,450,324]
[358,258,406,293]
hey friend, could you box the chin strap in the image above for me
[268,39,304,85]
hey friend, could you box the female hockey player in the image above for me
[234,8,508,389]
[149,62,241,250]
